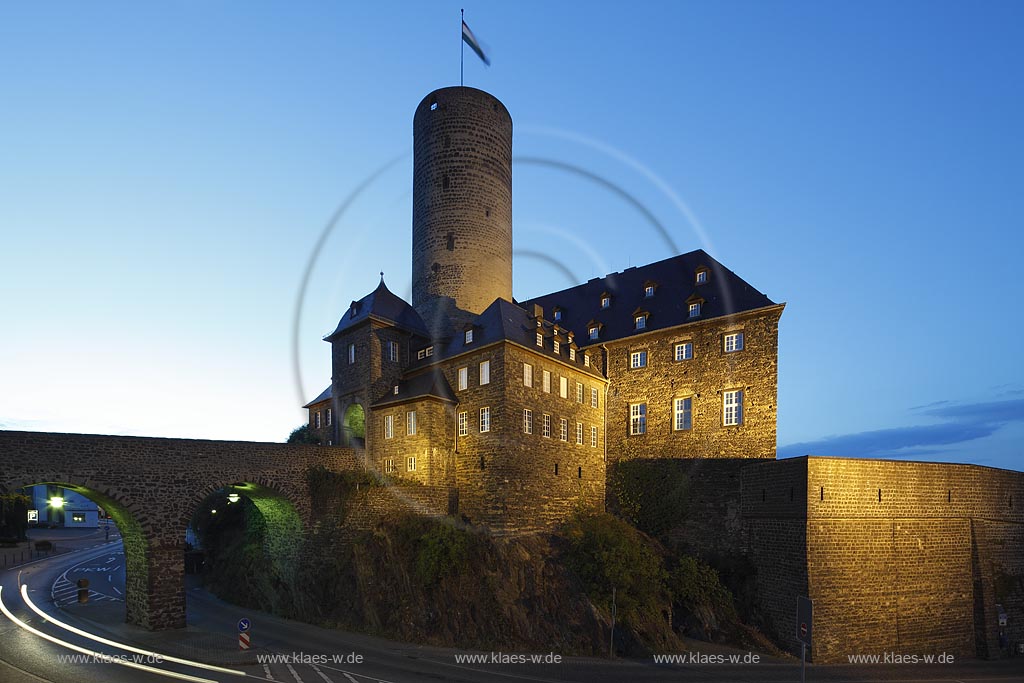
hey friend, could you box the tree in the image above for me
[287,424,321,445]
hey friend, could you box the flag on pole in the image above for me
[462,20,490,65]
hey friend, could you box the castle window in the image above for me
[630,403,647,435]
[326,408,332,426]
[458,411,468,437]
[543,414,551,438]
[559,376,568,399]
[674,397,692,431]
[480,406,491,433]
[464,329,473,344]
[675,342,693,361]
[458,367,468,391]
[591,426,598,447]
[560,418,568,441]
[387,340,399,362]
[384,458,395,473]
[479,360,490,385]
[578,466,583,479]
[447,233,455,250]
[442,175,450,190]
[689,302,701,318]
[393,385,399,395]
[696,269,708,284]
[644,285,655,298]
[407,456,416,472]
[384,415,394,439]
[575,382,583,403]
[601,296,611,309]
[348,343,356,364]
[723,390,743,426]
[724,332,744,353]
[630,351,648,369]
[425,346,434,357]
[523,363,533,387]
[589,326,599,340]
[584,353,591,367]
[554,463,559,475]
[429,100,438,111]
[523,409,533,434]
[635,315,647,330]
[569,348,576,361]
[591,387,599,408]
[576,422,584,445]
[536,332,543,347]
[553,339,560,355]
[315,411,321,429]
[543,370,551,393]
[407,411,417,435]
[553,309,562,322]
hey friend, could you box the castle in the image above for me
[303,86,783,532]
[303,86,1024,662]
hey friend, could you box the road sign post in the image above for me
[238,618,251,651]
[797,596,813,683]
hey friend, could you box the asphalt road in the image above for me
[1,539,1022,683]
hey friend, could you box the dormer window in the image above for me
[635,314,647,330]
[417,346,434,360]
[689,302,701,318]
[553,340,560,355]
[464,329,473,344]
[601,296,611,309]
[536,332,543,347]
[553,309,562,322]
[644,286,655,297]
[425,346,433,357]
[589,326,599,340]
[569,348,576,361]
[584,353,591,367]
[696,268,708,284]
[393,385,399,395]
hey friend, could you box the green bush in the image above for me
[609,460,690,538]
[414,523,472,586]
[562,512,666,620]
[287,424,321,444]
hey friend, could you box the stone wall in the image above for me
[604,305,782,462]
[372,398,455,487]
[739,456,1024,662]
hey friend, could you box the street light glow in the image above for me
[49,496,64,508]
[227,493,240,504]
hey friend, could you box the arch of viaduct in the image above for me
[0,430,360,629]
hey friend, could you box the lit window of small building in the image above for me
[480,406,491,432]
[479,360,490,385]
[724,332,744,353]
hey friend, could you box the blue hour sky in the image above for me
[1,2,1022,469]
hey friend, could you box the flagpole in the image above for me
[460,9,464,86]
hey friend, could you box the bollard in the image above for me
[77,578,89,604]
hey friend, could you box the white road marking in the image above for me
[112,586,122,596]
[310,663,333,683]
[262,662,275,680]
[285,662,304,682]
[342,672,358,683]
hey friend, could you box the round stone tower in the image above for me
[412,86,512,322]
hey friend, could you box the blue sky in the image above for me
[1,2,1022,469]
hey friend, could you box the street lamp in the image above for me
[49,496,64,508]
[227,493,240,504]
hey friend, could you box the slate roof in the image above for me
[303,385,332,408]
[405,298,605,379]
[521,249,778,346]
[372,367,457,408]
[325,278,429,341]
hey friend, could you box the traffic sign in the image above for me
[796,596,813,645]
[238,632,250,650]
[237,618,251,633]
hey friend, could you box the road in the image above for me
[1,539,1022,683]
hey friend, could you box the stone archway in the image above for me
[343,403,366,449]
